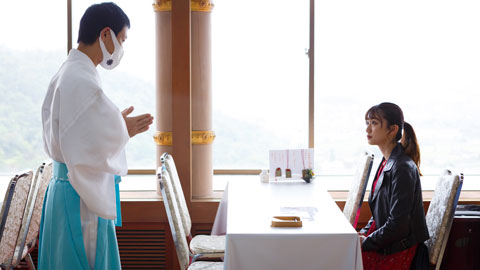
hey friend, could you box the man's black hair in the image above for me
[77,2,130,45]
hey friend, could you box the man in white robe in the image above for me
[39,3,153,269]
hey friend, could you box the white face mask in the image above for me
[99,29,124,70]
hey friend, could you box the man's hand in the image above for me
[122,106,154,137]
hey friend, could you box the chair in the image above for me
[11,161,53,269]
[0,171,34,270]
[425,169,463,270]
[157,166,223,270]
[343,151,374,228]
[160,153,225,261]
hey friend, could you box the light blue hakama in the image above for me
[38,161,122,270]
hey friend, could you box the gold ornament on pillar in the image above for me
[152,0,171,12]
[192,130,216,144]
[154,130,215,145]
[152,0,214,12]
[191,0,214,12]
[153,131,173,146]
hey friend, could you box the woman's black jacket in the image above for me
[360,143,429,255]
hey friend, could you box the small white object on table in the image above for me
[213,178,363,270]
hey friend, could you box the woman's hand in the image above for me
[122,106,154,137]
[359,235,367,244]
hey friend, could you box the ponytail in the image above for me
[401,121,422,175]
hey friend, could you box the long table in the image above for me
[213,179,363,270]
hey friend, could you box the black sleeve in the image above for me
[362,164,416,251]
[360,217,374,235]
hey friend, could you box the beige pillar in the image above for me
[191,4,214,198]
[153,0,215,197]
[153,2,173,195]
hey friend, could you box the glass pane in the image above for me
[72,1,156,169]
[212,0,310,169]
[315,1,480,190]
[0,0,66,173]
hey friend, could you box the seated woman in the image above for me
[359,102,429,270]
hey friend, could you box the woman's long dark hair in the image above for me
[365,102,421,175]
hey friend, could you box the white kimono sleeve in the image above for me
[60,90,129,220]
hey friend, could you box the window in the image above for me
[0,2,156,191]
[0,1,155,173]
[315,1,480,190]
[0,0,66,174]
[211,0,310,169]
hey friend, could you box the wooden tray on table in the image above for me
[271,216,302,227]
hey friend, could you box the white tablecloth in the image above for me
[213,179,363,270]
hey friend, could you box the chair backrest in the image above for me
[0,171,33,268]
[12,161,53,266]
[161,153,192,236]
[343,151,374,227]
[158,166,190,270]
[425,169,463,267]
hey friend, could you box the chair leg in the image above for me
[25,254,35,270]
